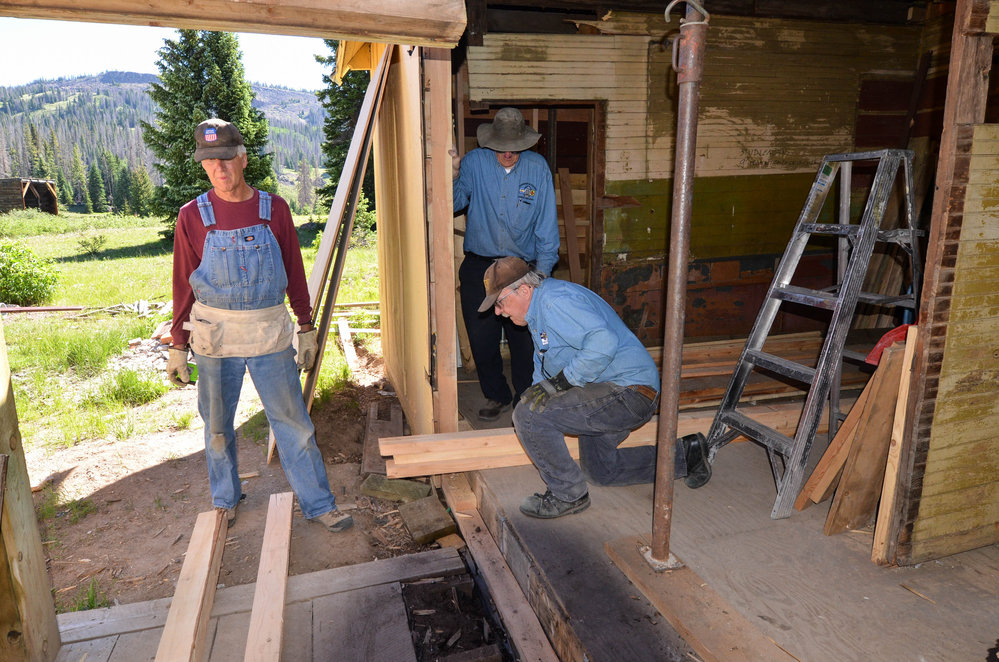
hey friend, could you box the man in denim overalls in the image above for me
[166,118,352,533]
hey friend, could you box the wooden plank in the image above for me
[440,473,478,511]
[337,318,360,371]
[872,326,918,564]
[449,508,559,662]
[58,548,465,645]
[381,398,854,478]
[557,167,583,284]
[0,0,466,47]
[54,636,117,662]
[0,320,60,662]
[312,583,416,662]
[243,493,292,662]
[824,344,906,536]
[154,510,227,662]
[425,47,459,434]
[606,535,795,662]
[795,369,878,509]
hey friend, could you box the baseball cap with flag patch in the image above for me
[193,118,244,162]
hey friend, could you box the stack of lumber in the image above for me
[381,399,852,478]
[795,326,917,565]
[661,331,873,410]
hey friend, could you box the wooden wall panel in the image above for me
[467,16,919,181]
[907,123,999,560]
[374,46,435,435]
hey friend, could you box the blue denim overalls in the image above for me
[189,191,335,517]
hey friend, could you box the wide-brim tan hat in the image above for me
[478,256,531,312]
[476,107,541,153]
[193,118,244,162]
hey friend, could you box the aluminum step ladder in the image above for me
[704,149,922,519]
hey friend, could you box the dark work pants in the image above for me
[458,254,535,405]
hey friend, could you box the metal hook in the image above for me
[664,0,710,26]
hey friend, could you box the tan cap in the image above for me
[478,257,531,312]
[193,118,244,162]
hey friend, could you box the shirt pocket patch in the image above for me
[518,183,537,205]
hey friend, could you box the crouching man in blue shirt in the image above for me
[478,257,711,518]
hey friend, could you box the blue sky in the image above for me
[0,18,330,91]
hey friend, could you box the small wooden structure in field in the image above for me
[0,178,59,215]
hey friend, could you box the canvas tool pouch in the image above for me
[185,301,293,358]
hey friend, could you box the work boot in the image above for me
[478,399,511,422]
[519,490,590,519]
[216,493,246,527]
[681,433,712,489]
[313,508,354,533]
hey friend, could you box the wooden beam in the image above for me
[824,344,905,536]
[155,509,227,662]
[441,477,559,662]
[337,318,360,372]
[606,536,796,662]
[557,168,583,284]
[243,493,293,662]
[0,0,466,46]
[0,322,59,662]
[381,398,854,478]
[872,326,918,565]
[425,47,458,434]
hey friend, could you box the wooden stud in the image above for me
[557,167,583,284]
[243,493,293,662]
[872,325,918,564]
[425,47,459,434]
[155,510,227,662]
[337,318,359,372]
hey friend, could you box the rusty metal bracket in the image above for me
[666,1,710,73]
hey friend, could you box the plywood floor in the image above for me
[54,548,465,662]
[472,442,999,662]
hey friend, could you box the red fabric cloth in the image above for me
[170,189,312,347]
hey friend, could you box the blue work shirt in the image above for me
[525,278,660,390]
[453,148,560,275]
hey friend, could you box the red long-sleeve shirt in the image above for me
[170,189,312,347]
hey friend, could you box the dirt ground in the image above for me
[25,341,433,612]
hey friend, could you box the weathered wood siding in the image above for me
[467,14,921,338]
[907,123,999,561]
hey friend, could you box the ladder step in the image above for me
[856,292,917,308]
[718,410,795,456]
[877,228,926,242]
[800,223,861,237]
[772,285,839,310]
[745,349,816,384]
[842,349,868,363]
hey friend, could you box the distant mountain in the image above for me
[0,71,325,189]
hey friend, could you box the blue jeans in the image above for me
[194,346,336,518]
[513,382,687,501]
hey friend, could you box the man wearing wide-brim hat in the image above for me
[451,107,560,422]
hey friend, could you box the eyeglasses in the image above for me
[495,286,519,309]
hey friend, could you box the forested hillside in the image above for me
[0,71,325,211]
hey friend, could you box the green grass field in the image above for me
[1,208,379,451]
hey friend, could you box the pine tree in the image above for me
[88,162,108,213]
[70,145,88,206]
[128,166,154,216]
[113,163,131,213]
[142,29,275,236]
[315,40,371,208]
[296,158,314,211]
